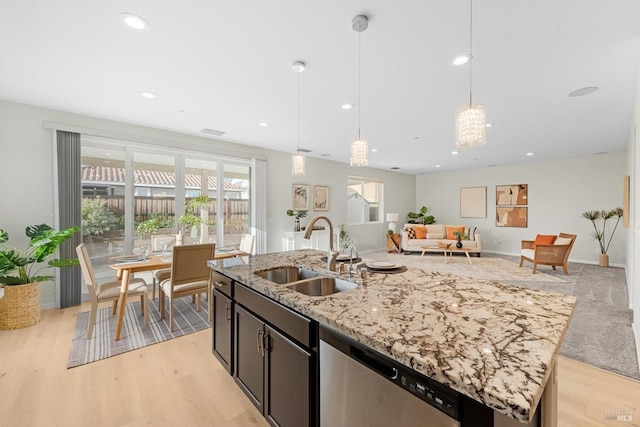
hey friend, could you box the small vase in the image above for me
[456,237,463,249]
[599,253,609,267]
[294,219,301,232]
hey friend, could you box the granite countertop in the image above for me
[208,249,576,423]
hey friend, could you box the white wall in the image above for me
[0,99,415,307]
[266,150,415,254]
[416,153,627,265]
[628,65,640,363]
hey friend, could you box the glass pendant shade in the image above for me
[350,137,368,167]
[292,151,305,175]
[455,104,486,148]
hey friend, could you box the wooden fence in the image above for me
[89,196,249,233]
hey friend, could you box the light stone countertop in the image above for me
[208,249,576,423]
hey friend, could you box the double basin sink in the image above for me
[255,266,357,297]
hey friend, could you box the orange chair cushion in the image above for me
[413,225,427,239]
[446,226,465,240]
[531,234,557,249]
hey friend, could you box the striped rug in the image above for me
[68,297,210,368]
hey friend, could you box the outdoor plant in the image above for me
[136,214,174,235]
[581,208,623,254]
[81,197,119,236]
[179,195,215,234]
[407,206,436,225]
[0,224,79,285]
[286,209,307,220]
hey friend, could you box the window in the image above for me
[347,176,383,224]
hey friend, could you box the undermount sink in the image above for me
[255,266,318,284]
[286,277,358,297]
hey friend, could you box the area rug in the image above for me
[68,297,209,368]
[385,252,568,283]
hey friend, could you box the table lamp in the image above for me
[386,213,399,233]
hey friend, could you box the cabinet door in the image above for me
[265,325,312,427]
[212,289,233,373]
[234,305,265,411]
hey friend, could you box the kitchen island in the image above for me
[208,249,576,426]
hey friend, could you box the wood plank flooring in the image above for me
[0,302,638,426]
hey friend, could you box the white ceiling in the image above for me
[1,1,639,175]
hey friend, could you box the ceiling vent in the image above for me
[201,128,226,136]
[297,148,312,153]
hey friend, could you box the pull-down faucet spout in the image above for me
[304,216,339,271]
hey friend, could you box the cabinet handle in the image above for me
[262,331,269,357]
[225,304,231,324]
[257,329,263,355]
[214,281,225,288]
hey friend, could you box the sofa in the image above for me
[400,223,481,255]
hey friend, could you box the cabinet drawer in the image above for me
[211,271,234,298]
[236,284,313,349]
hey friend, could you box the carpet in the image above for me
[385,252,568,283]
[68,297,210,368]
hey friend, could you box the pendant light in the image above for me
[455,0,486,148]
[350,15,369,167]
[291,60,306,175]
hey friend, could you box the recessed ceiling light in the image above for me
[120,13,150,31]
[259,122,269,127]
[451,151,459,155]
[371,148,378,152]
[569,86,599,97]
[485,123,494,128]
[453,55,470,65]
[140,91,155,99]
[435,165,441,168]
[526,152,534,156]
[342,103,353,110]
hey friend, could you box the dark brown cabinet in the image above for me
[212,288,233,373]
[234,285,316,427]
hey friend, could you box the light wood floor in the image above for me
[0,302,638,427]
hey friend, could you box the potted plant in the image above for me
[581,208,623,267]
[452,230,469,248]
[180,195,215,242]
[407,206,436,225]
[0,224,79,329]
[286,209,307,232]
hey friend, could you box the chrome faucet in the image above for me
[304,215,339,271]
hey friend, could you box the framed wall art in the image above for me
[496,184,528,205]
[460,186,487,218]
[292,183,310,211]
[496,206,528,228]
[313,185,329,211]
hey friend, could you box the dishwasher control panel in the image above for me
[397,370,459,419]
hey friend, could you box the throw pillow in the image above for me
[531,234,557,249]
[446,226,465,240]
[554,237,572,246]
[405,226,416,239]
[426,233,445,239]
[466,226,476,241]
[414,225,427,239]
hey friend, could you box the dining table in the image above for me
[109,248,250,340]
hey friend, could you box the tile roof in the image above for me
[82,166,247,191]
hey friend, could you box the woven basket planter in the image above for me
[0,282,41,330]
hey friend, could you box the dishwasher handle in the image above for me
[350,346,398,381]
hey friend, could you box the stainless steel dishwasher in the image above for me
[320,327,461,427]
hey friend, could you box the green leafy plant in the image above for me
[0,224,80,285]
[81,197,119,236]
[338,224,353,252]
[581,208,623,254]
[407,206,435,225]
[286,210,307,220]
[179,195,215,233]
[136,214,174,235]
[452,230,469,240]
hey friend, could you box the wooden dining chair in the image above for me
[158,243,215,332]
[76,243,150,339]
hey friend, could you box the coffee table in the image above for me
[420,245,473,265]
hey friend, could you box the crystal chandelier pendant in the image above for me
[292,151,305,175]
[455,104,486,148]
[350,137,368,167]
